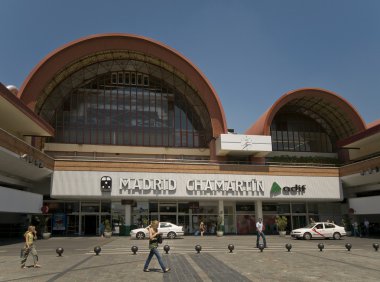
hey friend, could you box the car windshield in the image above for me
[305,223,316,228]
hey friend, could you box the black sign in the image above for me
[101,176,112,191]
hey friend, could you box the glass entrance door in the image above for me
[178,214,189,234]
[82,215,98,235]
[292,215,307,230]
[159,214,177,224]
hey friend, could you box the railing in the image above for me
[52,154,340,167]
[0,128,54,169]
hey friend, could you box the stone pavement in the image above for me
[0,235,379,281]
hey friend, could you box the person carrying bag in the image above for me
[20,226,41,269]
[143,220,170,273]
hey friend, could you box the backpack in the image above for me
[157,233,163,244]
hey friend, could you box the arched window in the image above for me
[270,113,336,153]
[39,59,212,148]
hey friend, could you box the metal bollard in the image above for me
[258,243,264,252]
[56,247,64,256]
[94,246,101,255]
[285,243,292,252]
[318,243,324,252]
[131,246,138,255]
[345,243,352,251]
[228,244,234,253]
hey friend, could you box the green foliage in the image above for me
[37,215,50,233]
[217,215,224,232]
[104,219,112,232]
[275,215,288,231]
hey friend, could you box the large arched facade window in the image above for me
[246,89,366,154]
[270,113,335,153]
[38,58,212,148]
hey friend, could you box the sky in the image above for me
[1,0,380,133]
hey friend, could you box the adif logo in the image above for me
[101,176,112,191]
[271,182,282,195]
[270,182,306,196]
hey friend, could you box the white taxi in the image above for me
[291,222,346,240]
[130,222,184,240]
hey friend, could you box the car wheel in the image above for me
[333,232,341,240]
[136,232,145,240]
[303,232,312,240]
[168,232,176,239]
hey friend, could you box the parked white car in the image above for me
[130,222,184,240]
[291,222,346,240]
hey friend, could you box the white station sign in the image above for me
[52,171,342,200]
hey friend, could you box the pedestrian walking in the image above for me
[99,222,105,238]
[353,221,360,237]
[199,221,205,236]
[256,218,267,248]
[21,226,41,269]
[143,220,170,273]
[364,219,370,237]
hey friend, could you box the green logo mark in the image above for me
[271,182,282,194]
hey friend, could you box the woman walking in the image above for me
[143,220,170,273]
[21,226,41,269]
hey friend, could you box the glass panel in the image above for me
[81,202,100,213]
[101,201,111,213]
[236,215,255,234]
[270,113,335,153]
[236,204,255,214]
[262,204,277,213]
[149,202,158,212]
[178,203,189,213]
[277,204,290,213]
[307,203,318,214]
[42,60,212,148]
[159,204,177,213]
[292,203,306,213]
[65,202,79,213]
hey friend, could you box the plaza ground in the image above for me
[0,235,379,281]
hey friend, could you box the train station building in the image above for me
[1,34,379,237]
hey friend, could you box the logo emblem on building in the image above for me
[271,182,282,195]
[270,182,306,196]
[101,176,112,191]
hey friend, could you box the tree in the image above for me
[275,216,288,232]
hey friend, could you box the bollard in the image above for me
[258,243,264,252]
[163,245,170,254]
[345,243,352,251]
[318,243,324,252]
[285,243,292,252]
[195,245,202,254]
[228,244,234,253]
[373,243,379,251]
[131,246,138,255]
[94,246,101,255]
[56,247,64,257]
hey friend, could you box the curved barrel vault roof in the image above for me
[246,88,366,140]
[18,33,227,137]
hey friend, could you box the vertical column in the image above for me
[255,200,263,220]
[120,200,134,236]
[78,201,82,235]
[218,200,224,233]
[124,204,132,226]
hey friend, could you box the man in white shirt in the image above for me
[364,219,370,237]
[256,218,267,248]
